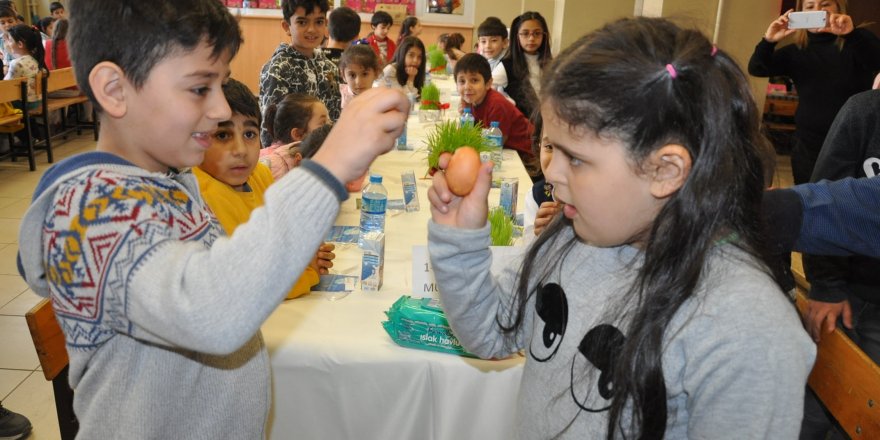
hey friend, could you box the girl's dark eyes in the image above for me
[243,130,259,140]
[214,130,231,141]
[192,87,210,96]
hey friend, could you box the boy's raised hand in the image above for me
[312,88,409,184]
[428,154,493,229]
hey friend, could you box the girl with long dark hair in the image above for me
[381,36,426,97]
[501,11,551,120]
[428,17,815,439]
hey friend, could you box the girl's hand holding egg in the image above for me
[428,146,493,229]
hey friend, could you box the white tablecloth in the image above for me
[263,87,529,440]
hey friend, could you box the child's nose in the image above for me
[207,90,232,122]
[232,137,248,155]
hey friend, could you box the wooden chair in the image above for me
[793,265,880,438]
[28,68,98,158]
[0,77,39,171]
[25,298,79,440]
[44,68,97,140]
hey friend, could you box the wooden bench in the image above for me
[25,298,78,440]
[0,77,41,171]
[30,67,98,155]
[792,262,880,437]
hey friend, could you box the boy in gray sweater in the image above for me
[16,0,408,438]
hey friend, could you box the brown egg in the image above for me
[446,146,481,196]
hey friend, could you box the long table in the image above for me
[262,100,531,439]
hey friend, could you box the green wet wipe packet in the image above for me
[382,295,475,357]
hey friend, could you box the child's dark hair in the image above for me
[37,16,56,34]
[339,44,380,76]
[264,93,320,145]
[50,2,64,14]
[477,17,507,39]
[391,36,426,93]
[328,6,360,42]
[298,124,333,159]
[0,5,15,18]
[371,10,392,28]
[8,25,48,74]
[444,32,465,58]
[529,111,544,159]
[453,53,491,82]
[506,11,552,78]
[281,0,328,22]
[397,16,419,44]
[67,0,241,113]
[222,78,261,127]
[50,18,68,69]
[508,17,777,439]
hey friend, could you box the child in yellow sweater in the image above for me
[194,78,334,298]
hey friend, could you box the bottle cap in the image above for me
[463,107,472,114]
[491,121,499,127]
[369,174,382,183]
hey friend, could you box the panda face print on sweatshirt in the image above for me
[529,282,626,413]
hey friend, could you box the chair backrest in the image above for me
[793,268,880,438]
[45,68,77,93]
[0,77,24,104]
[25,298,69,381]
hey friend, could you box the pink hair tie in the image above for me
[665,63,678,79]
[711,45,718,56]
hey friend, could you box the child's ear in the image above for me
[281,20,291,37]
[89,61,127,118]
[486,78,493,89]
[291,151,303,167]
[290,127,304,141]
[647,144,691,199]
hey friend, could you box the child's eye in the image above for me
[191,87,210,96]
[213,130,231,141]
[569,156,583,166]
[542,143,553,151]
[243,130,259,140]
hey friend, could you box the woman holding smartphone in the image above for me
[751,4,880,440]
[748,0,880,185]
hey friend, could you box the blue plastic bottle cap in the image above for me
[491,121,500,127]
[463,108,472,113]
[370,174,382,183]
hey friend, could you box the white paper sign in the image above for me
[411,245,439,298]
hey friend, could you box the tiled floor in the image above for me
[0,134,95,440]
[0,133,796,440]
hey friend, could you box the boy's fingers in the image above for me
[357,87,410,116]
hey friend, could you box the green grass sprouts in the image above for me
[428,48,447,72]
[425,120,490,169]
[420,83,441,110]
[488,206,514,246]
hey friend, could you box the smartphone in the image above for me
[788,11,828,29]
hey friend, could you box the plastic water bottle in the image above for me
[460,107,475,128]
[359,174,387,247]
[407,91,417,115]
[485,121,503,172]
[396,121,408,150]
[241,0,250,14]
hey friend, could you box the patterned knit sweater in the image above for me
[18,152,347,439]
